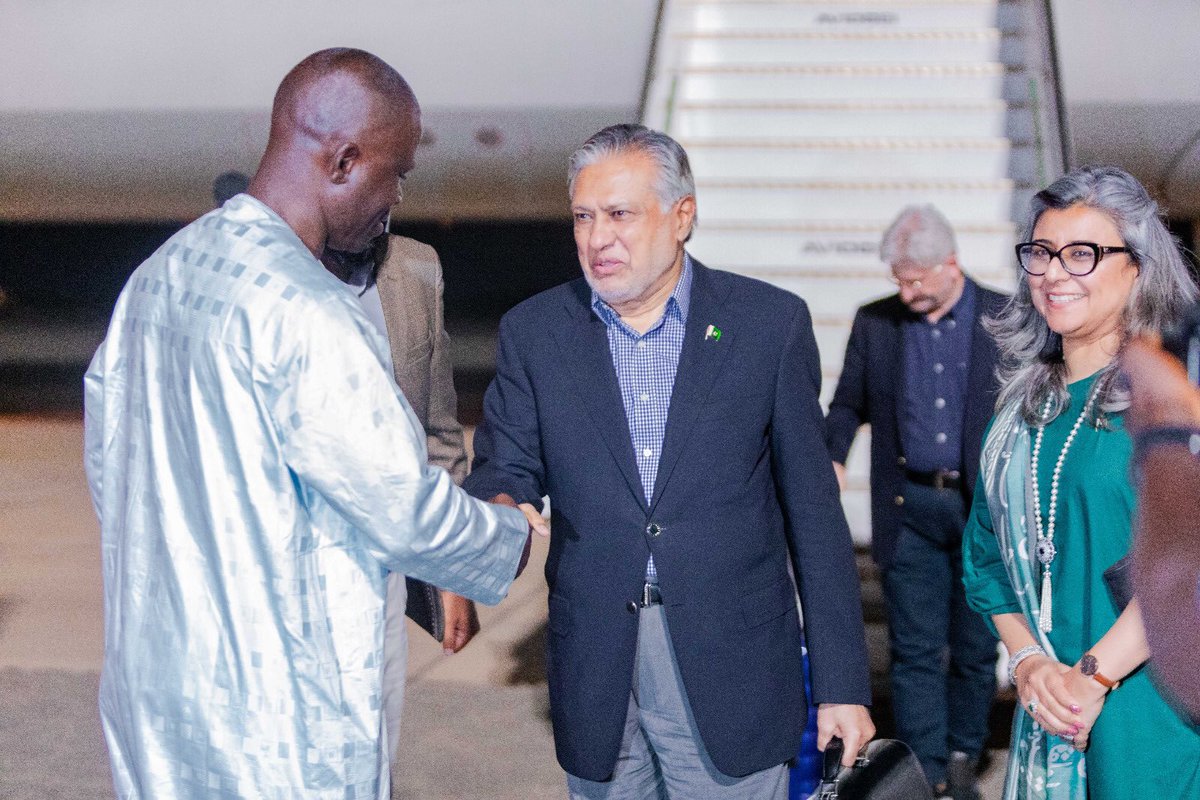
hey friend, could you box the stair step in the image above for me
[672,28,1020,66]
[644,0,1058,552]
[694,219,1017,232]
[683,135,1021,146]
[676,62,1012,75]
[685,139,1032,180]
[672,62,1025,102]
[675,0,1021,33]
[671,99,1030,139]
[696,177,1022,187]
[733,269,1010,313]
[697,179,1015,220]
[774,275,896,313]
[723,264,1013,284]
[815,325,866,369]
[687,221,1018,271]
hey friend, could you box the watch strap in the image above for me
[1080,653,1120,690]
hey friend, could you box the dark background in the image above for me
[0,220,579,321]
[4,218,1197,416]
[0,220,580,416]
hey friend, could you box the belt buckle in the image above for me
[933,469,959,490]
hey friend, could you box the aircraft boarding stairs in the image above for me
[643,0,1069,547]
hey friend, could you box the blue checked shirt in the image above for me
[590,256,693,583]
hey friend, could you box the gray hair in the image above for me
[880,204,958,267]
[567,123,697,240]
[988,164,1198,424]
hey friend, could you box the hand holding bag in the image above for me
[808,737,933,800]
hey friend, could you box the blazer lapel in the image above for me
[886,304,906,438]
[650,263,734,510]
[552,283,648,509]
[964,281,992,398]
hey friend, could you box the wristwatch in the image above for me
[1079,653,1120,690]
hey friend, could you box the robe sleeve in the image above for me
[83,341,107,521]
[267,300,527,606]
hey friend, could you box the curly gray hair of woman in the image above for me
[988,164,1198,424]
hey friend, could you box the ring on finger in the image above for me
[1028,699,1039,716]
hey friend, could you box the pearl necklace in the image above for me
[1029,381,1101,633]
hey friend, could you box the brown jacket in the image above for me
[375,235,467,484]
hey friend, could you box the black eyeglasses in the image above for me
[1015,241,1131,277]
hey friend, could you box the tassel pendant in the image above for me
[1038,568,1053,633]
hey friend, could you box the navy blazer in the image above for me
[465,261,871,781]
[824,280,1006,569]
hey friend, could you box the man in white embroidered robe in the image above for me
[83,49,533,799]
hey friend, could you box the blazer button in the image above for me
[897,456,907,466]
[646,523,663,538]
[895,495,905,506]
[626,601,638,614]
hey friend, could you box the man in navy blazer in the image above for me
[465,124,873,797]
[825,205,1004,799]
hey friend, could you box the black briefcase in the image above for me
[404,576,444,642]
[809,738,933,800]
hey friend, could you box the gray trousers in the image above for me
[567,605,789,800]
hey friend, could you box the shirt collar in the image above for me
[591,253,693,330]
[902,274,975,325]
[944,276,975,322]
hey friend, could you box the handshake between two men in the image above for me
[87,48,873,800]
[492,492,551,578]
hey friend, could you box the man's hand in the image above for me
[519,503,549,537]
[489,493,549,578]
[816,703,875,767]
[439,590,480,655]
[1123,336,1200,433]
[488,492,549,536]
[832,461,848,493]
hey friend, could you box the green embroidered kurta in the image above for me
[964,374,1200,799]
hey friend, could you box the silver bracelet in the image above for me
[1008,644,1047,686]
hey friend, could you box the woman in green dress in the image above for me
[962,165,1200,799]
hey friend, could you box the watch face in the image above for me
[1080,653,1099,676]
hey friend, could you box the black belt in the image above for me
[640,583,663,607]
[905,468,962,491]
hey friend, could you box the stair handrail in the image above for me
[1026,0,1073,182]
[638,0,671,126]
[1041,0,1073,171]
